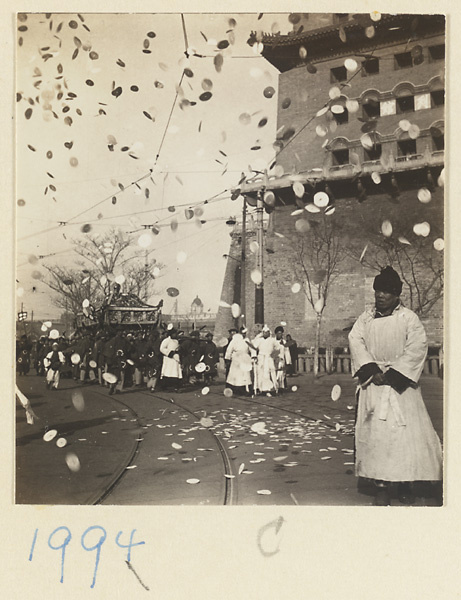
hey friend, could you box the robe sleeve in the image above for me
[348,312,381,378]
[224,339,234,361]
[384,368,415,393]
[388,310,427,383]
[252,336,261,348]
[16,385,38,425]
[16,385,30,409]
[284,345,292,365]
[160,338,170,358]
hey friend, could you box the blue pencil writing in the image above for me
[116,530,146,563]
[29,525,147,588]
[48,526,72,583]
[29,528,38,562]
[81,526,107,589]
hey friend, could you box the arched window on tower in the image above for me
[361,90,380,120]
[329,138,350,167]
[430,122,444,153]
[394,83,416,114]
[429,76,445,108]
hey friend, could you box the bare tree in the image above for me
[43,263,102,316]
[43,229,163,325]
[123,260,163,301]
[346,214,443,317]
[291,214,344,376]
[73,229,131,296]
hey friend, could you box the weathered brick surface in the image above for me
[276,34,445,174]
[215,17,444,349]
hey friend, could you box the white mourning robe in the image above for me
[253,335,279,392]
[225,334,252,387]
[348,305,442,482]
[160,337,182,379]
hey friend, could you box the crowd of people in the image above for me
[16,266,443,505]
[224,325,298,396]
[16,326,222,394]
[16,323,299,397]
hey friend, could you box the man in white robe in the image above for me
[160,329,182,387]
[44,343,66,390]
[225,328,252,392]
[253,326,279,394]
[349,266,442,505]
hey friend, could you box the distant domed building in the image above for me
[191,295,204,315]
[161,294,216,334]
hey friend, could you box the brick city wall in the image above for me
[275,33,445,175]
[215,21,444,349]
[215,185,444,348]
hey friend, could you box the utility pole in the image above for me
[240,196,247,328]
[144,247,149,301]
[141,224,150,302]
[254,188,264,326]
[20,302,28,336]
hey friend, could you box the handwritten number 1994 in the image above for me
[29,527,145,588]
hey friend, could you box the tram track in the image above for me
[90,388,237,506]
[230,392,355,434]
[17,374,442,506]
[89,389,144,506]
[139,391,237,506]
[173,384,356,434]
[89,383,355,506]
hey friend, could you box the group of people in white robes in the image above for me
[224,325,292,395]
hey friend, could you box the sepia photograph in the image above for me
[15,11,444,508]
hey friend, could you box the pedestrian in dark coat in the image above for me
[224,328,237,377]
[179,330,201,384]
[201,333,219,383]
[103,333,127,394]
[16,335,32,375]
[285,334,298,375]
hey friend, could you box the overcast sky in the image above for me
[16,12,289,320]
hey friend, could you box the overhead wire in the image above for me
[18,31,274,236]
[16,183,235,240]
[18,14,268,234]
[19,210,229,276]
[18,20,379,247]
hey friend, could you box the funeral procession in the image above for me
[16,12,444,507]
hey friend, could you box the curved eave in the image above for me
[256,14,445,72]
[238,158,444,199]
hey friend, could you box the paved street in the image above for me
[16,370,443,506]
